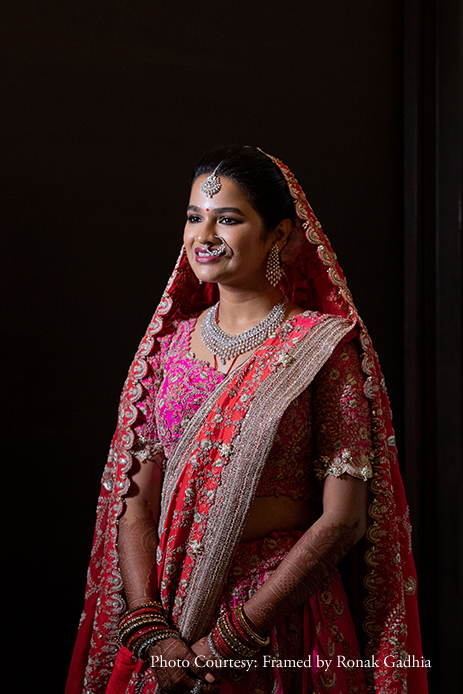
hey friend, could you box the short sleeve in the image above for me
[313,339,373,482]
[130,331,174,471]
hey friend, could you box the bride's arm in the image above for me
[241,472,367,633]
[190,474,366,663]
[118,455,218,692]
[118,455,163,608]
[240,339,371,631]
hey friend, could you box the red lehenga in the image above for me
[66,153,428,694]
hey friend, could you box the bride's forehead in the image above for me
[192,175,240,194]
[189,176,252,207]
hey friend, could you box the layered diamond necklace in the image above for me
[201,295,289,365]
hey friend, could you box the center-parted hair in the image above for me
[192,145,296,236]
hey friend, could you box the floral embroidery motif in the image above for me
[404,576,417,595]
[277,352,295,367]
[315,452,373,482]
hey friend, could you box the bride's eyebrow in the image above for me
[214,207,245,215]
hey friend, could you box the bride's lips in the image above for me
[194,247,227,263]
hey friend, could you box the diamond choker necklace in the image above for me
[201,296,289,365]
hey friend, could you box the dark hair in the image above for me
[192,145,296,235]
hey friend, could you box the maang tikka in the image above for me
[266,242,282,287]
[200,165,222,198]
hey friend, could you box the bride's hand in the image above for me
[190,636,224,691]
[191,635,257,685]
[191,635,225,675]
[149,637,217,693]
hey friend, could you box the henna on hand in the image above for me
[243,521,358,634]
[191,635,227,678]
[149,637,218,694]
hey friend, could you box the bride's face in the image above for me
[184,175,272,289]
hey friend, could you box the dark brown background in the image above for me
[2,1,461,691]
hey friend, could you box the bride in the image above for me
[67,145,427,694]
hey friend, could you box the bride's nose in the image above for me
[196,226,220,245]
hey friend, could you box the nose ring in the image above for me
[202,236,226,257]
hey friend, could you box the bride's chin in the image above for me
[193,262,230,283]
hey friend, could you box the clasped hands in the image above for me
[149,635,225,693]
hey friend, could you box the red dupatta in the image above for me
[66,150,428,694]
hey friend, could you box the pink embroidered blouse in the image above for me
[132,315,373,501]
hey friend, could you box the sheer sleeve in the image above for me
[313,339,373,482]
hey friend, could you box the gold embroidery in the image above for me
[315,451,373,481]
[404,576,417,595]
[320,590,332,605]
[320,671,337,690]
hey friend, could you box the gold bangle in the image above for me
[216,615,257,658]
[119,600,164,621]
[235,604,270,647]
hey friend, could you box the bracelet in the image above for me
[119,615,169,642]
[207,632,223,660]
[207,604,271,663]
[208,628,249,668]
[132,629,180,661]
[119,615,169,640]
[118,600,166,628]
[119,600,164,617]
[118,600,179,661]
[233,604,270,647]
[126,624,171,650]
[216,614,257,658]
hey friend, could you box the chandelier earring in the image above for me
[266,243,282,287]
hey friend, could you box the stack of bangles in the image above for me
[208,604,270,665]
[118,600,179,661]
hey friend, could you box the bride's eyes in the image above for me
[219,217,240,225]
[186,214,241,225]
